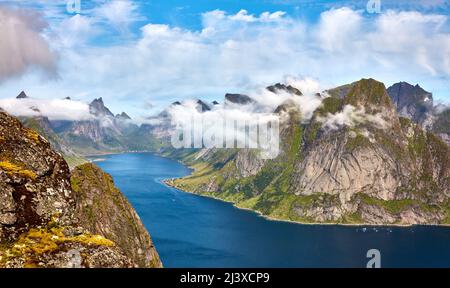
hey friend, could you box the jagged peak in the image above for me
[89,97,114,117]
[196,100,211,112]
[225,93,254,105]
[16,91,28,99]
[116,112,131,120]
[266,83,302,96]
[212,101,219,105]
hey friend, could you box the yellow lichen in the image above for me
[0,160,37,180]
[0,135,5,142]
[10,227,114,256]
[0,227,115,267]
[26,129,40,142]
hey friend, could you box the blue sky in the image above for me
[0,0,449,119]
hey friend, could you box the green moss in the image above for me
[345,133,371,151]
[360,194,416,214]
[316,97,343,116]
[344,78,391,108]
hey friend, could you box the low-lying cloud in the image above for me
[0,98,92,121]
[318,105,388,130]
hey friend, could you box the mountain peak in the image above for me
[16,91,28,99]
[116,112,131,120]
[266,83,302,96]
[225,93,254,105]
[344,78,394,110]
[196,100,211,112]
[387,81,433,124]
[89,97,114,117]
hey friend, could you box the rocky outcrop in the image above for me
[71,163,162,267]
[225,93,254,105]
[0,112,161,267]
[387,82,433,125]
[89,97,114,118]
[266,83,302,96]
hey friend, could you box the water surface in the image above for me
[92,153,450,268]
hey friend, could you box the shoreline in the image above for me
[163,178,450,228]
[84,151,449,228]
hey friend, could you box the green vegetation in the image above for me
[345,132,371,151]
[359,194,417,214]
[344,78,391,108]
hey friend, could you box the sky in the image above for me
[0,0,449,120]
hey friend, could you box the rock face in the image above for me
[266,83,302,96]
[169,79,450,225]
[387,82,434,126]
[0,112,161,267]
[225,93,254,105]
[71,163,162,267]
[89,97,115,118]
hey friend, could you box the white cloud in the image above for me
[0,7,56,82]
[319,105,388,130]
[315,7,363,52]
[93,0,143,33]
[0,98,92,121]
[1,6,450,117]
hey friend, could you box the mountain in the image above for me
[387,82,434,127]
[387,82,450,145]
[196,100,211,112]
[0,111,161,267]
[166,79,450,225]
[71,163,162,267]
[19,116,86,168]
[116,112,131,120]
[266,83,302,96]
[49,98,162,155]
[433,108,450,145]
[225,93,255,105]
[16,91,28,99]
[89,97,114,117]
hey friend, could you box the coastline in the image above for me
[162,178,450,228]
[82,151,449,228]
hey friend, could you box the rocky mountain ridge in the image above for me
[0,111,161,267]
[165,78,450,225]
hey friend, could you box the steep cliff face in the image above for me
[168,79,450,225]
[387,82,434,125]
[71,163,162,267]
[0,112,161,267]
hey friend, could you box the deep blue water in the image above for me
[92,153,450,268]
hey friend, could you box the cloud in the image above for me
[93,0,143,34]
[318,105,388,130]
[0,97,92,121]
[0,7,56,82]
[315,7,363,52]
[1,6,450,116]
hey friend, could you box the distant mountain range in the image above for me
[9,92,163,166]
